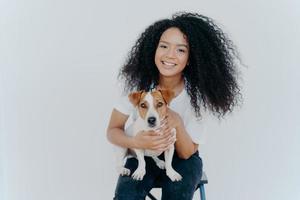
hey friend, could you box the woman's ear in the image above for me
[128,91,143,106]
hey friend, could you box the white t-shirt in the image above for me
[114,88,206,145]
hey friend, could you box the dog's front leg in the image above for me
[152,156,165,169]
[131,149,146,180]
[164,128,182,182]
[115,146,131,176]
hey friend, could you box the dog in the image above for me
[115,89,182,182]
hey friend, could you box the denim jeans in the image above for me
[114,151,203,200]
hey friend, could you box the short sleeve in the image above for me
[114,94,134,116]
[183,108,207,145]
[113,93,137,130]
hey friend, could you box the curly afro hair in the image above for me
[119,12,242,118]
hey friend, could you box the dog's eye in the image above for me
[140,103,147,108]
[157,102,164,107]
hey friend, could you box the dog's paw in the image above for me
[131,168,146,181]
[155,160,165,169]
[118,167,131,176]
[166,169,182,182]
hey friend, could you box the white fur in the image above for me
[114,92,182,181]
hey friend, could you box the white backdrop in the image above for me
[1,0,300,200]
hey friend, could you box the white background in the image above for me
[1,0,299,200]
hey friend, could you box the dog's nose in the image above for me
[147,117,156,126]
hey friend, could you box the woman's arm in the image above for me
[164,108,199,159]
[106,109,136,148]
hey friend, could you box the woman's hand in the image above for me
[159,108,183,133]
[133,129,176,151]
[155,108,183,144]
[164,108,183,130]
[132,108,182,151]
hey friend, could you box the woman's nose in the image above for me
[166,48,176,58]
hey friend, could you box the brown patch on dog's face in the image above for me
[137,92,148,120]
[128,91,149,120]
[151,90,171,119]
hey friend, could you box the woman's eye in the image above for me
[178,49,186,53]
[159,45,167,48]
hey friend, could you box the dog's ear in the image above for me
[128,91,143,106]
[159,89,175,105]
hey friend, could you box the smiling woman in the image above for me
[155,27,190,78]
[106,11,242,200]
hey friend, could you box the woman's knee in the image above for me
[161,153,203,199]
[173,152,203,180]
[114,157,160,199]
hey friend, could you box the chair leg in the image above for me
[199,184,206,200]
[147,192,157,200]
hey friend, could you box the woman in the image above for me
[107,12,241,200]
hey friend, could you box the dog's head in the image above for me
[128,90,175,129]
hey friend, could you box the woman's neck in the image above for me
[158,75,184,95]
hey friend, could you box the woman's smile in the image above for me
[162,61,176,66]
[161,61,177,68]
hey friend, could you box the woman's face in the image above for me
[154,27,189,78]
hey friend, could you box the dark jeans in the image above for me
[114,151,203,200]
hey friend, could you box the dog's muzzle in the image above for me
[147,116,156,127]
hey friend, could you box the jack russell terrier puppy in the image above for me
[115,89,182,182]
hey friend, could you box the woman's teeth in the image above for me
[162,61,176,66]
